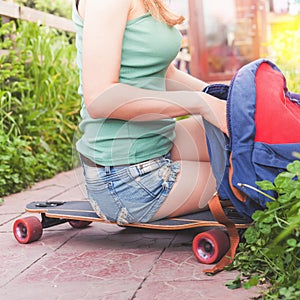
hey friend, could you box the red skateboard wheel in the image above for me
[13,216,43,244]
[192,229,230,264]
[69,220,92,229]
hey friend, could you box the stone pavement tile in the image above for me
[71,225,179,250]
[29,168,84,192]
[1,216,93,287]
[0,192,36,214]
[1,223,177,300]
[134,244,260,300]
[0,281,138,300]
[0,213,21,231]
[134,279,259,300]
[0,233,41,287]
[0,186,66,214]
[1,169,262,300]
[1,169,85,215]
[2,219,261,300]
[67,226,259,299]
[51,183,87,201]
[19,248,158,283]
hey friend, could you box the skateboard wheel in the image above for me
[192,229,230,264]
[13,216,43,244]
[69,220,92,229]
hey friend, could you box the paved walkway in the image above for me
[0,168,261,299]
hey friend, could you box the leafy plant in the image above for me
[227,158,300,299]
[11,0,72,19]
[0,20,80,196]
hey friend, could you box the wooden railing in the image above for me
[0,1,191,72]
[0,0,74,32]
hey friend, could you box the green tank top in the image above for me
[72,1,182,165]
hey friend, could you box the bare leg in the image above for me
[151,160,216,220]
[171,115,209,162]
[151,116,216,220]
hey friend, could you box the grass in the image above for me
[0,20,80,196]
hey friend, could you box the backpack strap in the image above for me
[203,193,240,274]
[228,154,247,202]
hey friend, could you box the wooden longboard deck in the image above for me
[26,201,251,230]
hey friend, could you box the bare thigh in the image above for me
[151,115,215,220]
[171,115,209,162]
[151,160,216,220]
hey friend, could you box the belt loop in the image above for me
[135,165,142,176]
[105,166,111,175]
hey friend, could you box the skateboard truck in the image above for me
[41,213,68,228]
[34,201,65,208]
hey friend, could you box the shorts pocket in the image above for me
[126,163,171,200]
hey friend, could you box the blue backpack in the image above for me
[202,59,300,273]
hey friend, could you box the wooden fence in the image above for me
[0,1,190,72]
[0,0,74,32]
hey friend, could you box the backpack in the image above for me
[202,58,300,273]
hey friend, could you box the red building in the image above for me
[188,0,268,81]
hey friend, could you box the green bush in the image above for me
[12,0,72,19]
[227,157,300,299]
[228,20,300,298]
[227,19,300,298]
[0,20,80,196]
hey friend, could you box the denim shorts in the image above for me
[81,153,180,224]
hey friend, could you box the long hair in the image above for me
[143,0,184,26]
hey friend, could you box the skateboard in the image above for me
[13,200,251,265]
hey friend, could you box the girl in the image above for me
[73,0,227,224]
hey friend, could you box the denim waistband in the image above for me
[80,153,171,178]
[104,154,171,177]
[80,154,133,168]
